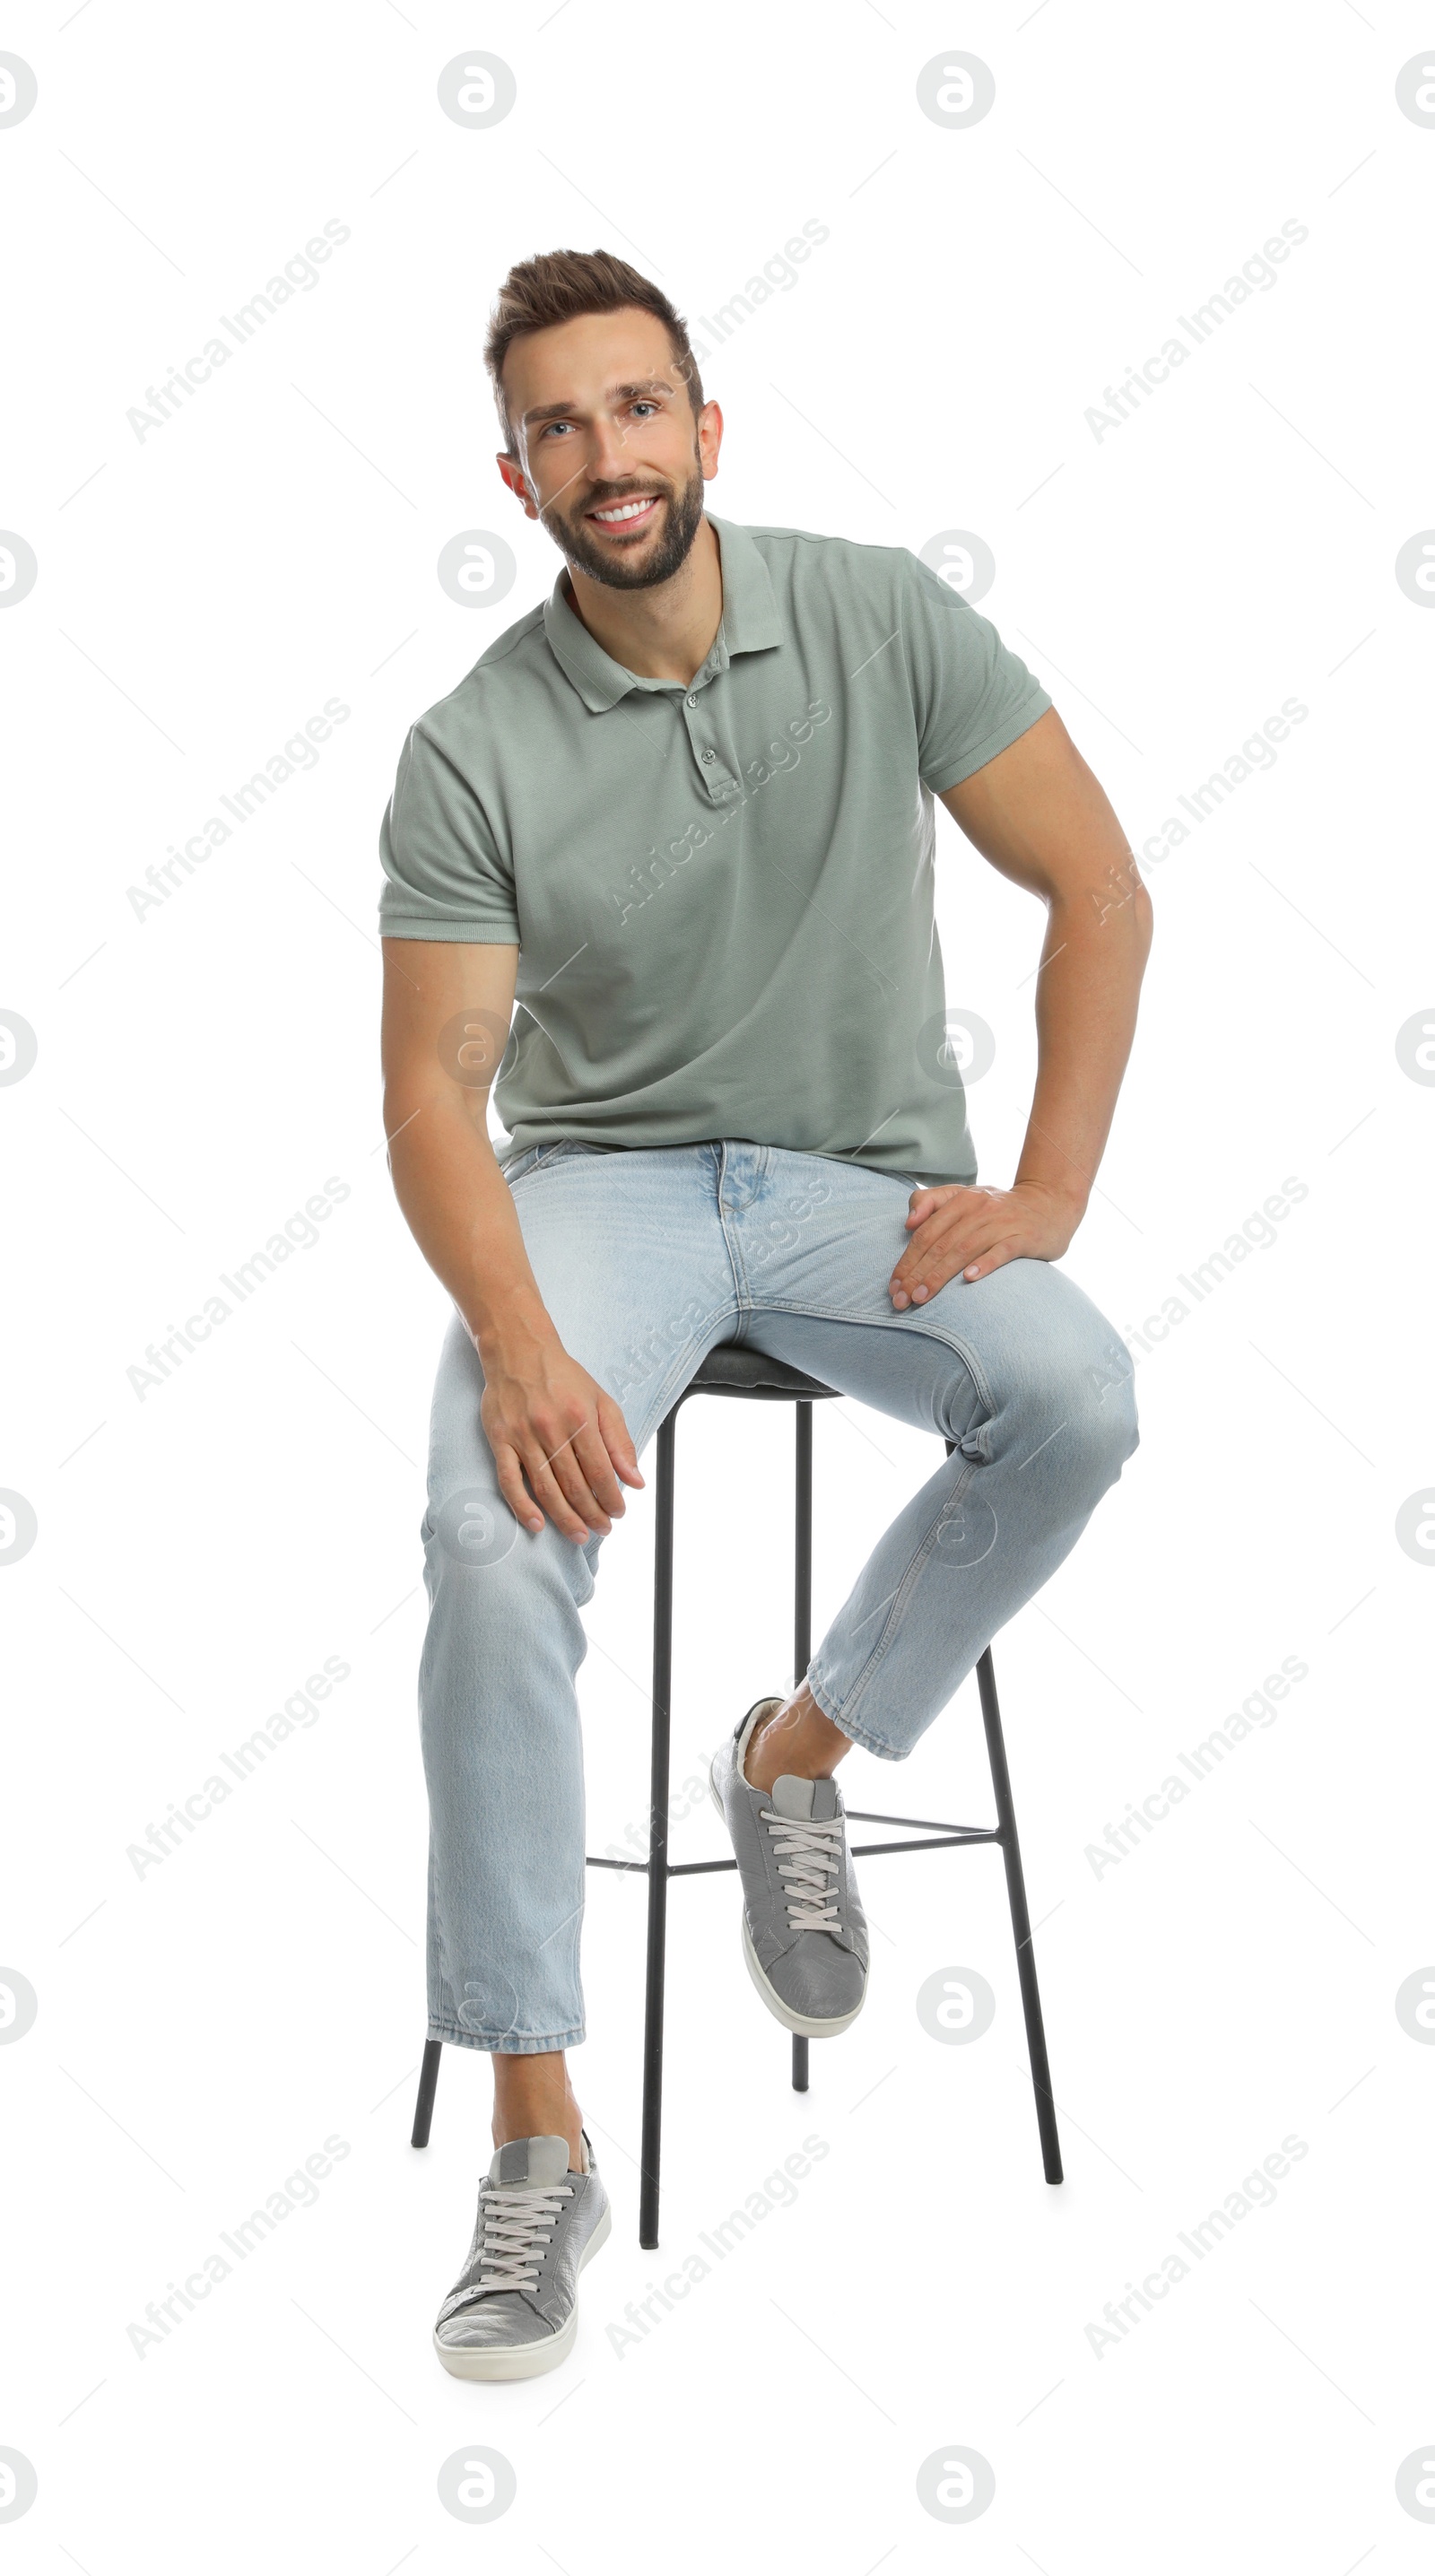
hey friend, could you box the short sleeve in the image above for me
[900,553,1051,795]
[378,720,520,944]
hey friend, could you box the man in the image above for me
[378,248,1151,2381]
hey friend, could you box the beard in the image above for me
[542,459,707,591]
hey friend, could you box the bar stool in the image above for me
[411,1342,1064,2246]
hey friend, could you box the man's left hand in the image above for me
[889,1179,1082,1308]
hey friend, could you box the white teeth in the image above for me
[592,497,657,523]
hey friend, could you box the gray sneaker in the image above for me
[432,2132,611,2380]
[709,1698,869,2037]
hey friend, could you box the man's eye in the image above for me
[539,421,573,439]
[630,401,660,417]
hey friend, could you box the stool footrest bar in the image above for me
[851,1832,997,1858]
[847,1809,995,1836]
[587,1829,998,1874]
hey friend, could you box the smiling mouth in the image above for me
[586,492,663,532]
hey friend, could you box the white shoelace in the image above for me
[473,2180,574,2296]
[761,1807,846,1934]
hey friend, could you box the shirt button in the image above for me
[686,693,699,708]
[701,747,715,762]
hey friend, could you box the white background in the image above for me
[4,1,1432,2567]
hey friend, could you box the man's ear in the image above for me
[497,450,537,516]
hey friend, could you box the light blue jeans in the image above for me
[418,1141,1138,2053]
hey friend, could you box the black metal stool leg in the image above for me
[976,1647,1064,2184]
[794,1398,813,1690]
[790,1400,814,2100]
[639,1411,677,2248]
[411,2037,442,2148]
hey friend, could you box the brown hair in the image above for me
[484,248,705,456]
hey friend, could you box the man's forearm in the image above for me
[386,1095,557,1359]
[1013,880,1152,1216]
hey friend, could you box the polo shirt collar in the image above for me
[542,512,782,712]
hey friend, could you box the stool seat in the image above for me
[684,1343,839,1403]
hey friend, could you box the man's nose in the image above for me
[584,412,636,485]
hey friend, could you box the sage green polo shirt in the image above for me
[378,514,1050,1187]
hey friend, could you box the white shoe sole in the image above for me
[433,2199,612,2381]
[709,1749,867,2039]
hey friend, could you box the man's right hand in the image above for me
[479,1333,644,1544]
